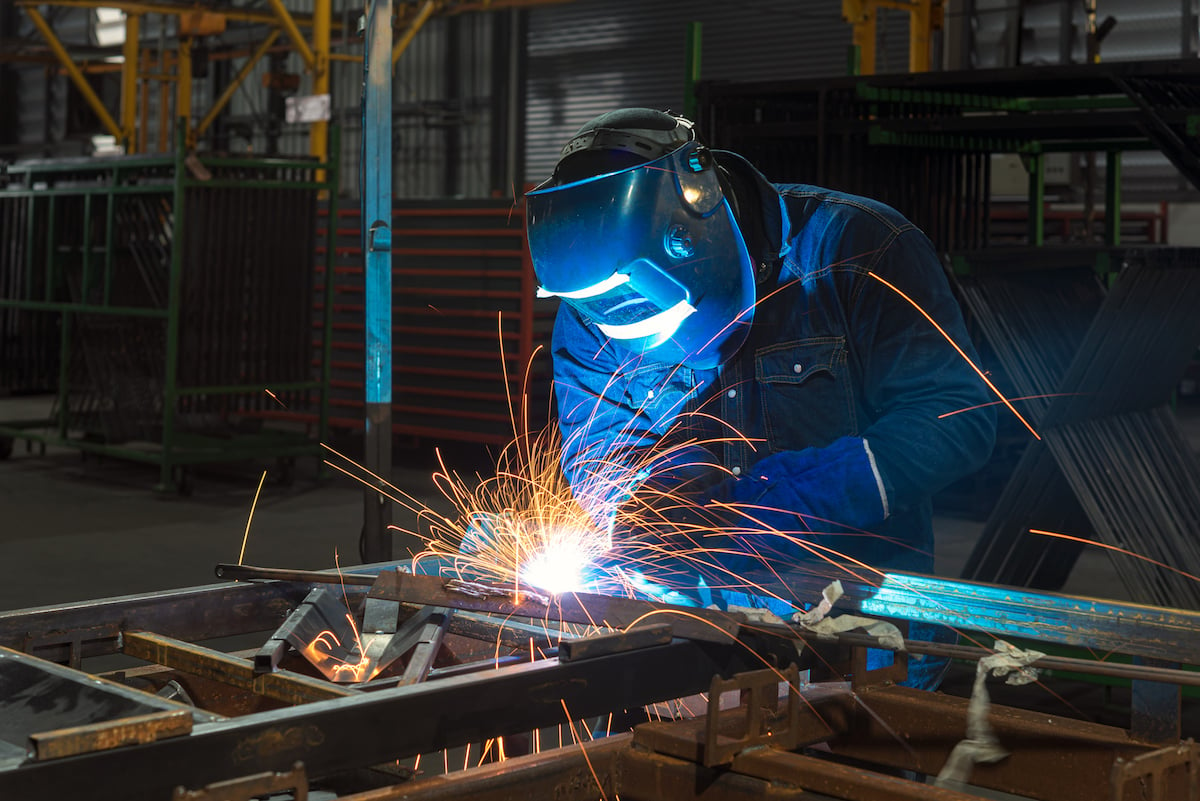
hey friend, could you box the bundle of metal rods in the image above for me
[958,247,1200,609]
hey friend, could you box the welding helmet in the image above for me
[526,109,755,369]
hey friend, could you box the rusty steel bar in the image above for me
[734,748,982,801]
[337,735,629,801]
[827,683,1154,801]
[122,631,356,705]
[559,623,673,663]
[1111,741,1200,801]
[29,709,193,762]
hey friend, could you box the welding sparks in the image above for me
[867,270,1039,440]
[264,388,287,408]
[1030,528,1200,584]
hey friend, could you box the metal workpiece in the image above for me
[0,635,757,800]
[753,564,1200,666]
[368,568,745,644]
[0,564,1197,800]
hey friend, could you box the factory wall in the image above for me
[523,0,910,184]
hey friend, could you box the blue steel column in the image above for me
[362,0,393,562]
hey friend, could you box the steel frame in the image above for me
[0,567,1195,800]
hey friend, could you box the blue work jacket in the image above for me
[550,183,998,576]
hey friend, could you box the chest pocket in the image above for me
[622,364,697,435]
[755,337,856,452]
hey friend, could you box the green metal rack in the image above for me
[0,128,340,492]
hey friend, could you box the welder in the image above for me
[524,108,997,690]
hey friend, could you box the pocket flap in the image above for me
[755,337,845,384]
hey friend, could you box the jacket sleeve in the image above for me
[702,224,996,543]
[850,226,997,514]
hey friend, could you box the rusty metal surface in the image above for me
[369,570,744,644]
[828,684,1153,801]
[704,666,801,767]
[22,623,121,670]
[122,631,357,705]
[173,761,308,801]
[633,681,852,764]
[29,708,193,762]
[0,645,217,770]
[618,742,853,801]
[734,753,979,801]
[445,610,562,651]
[732,748,985,801]
[337,736,629,801]
[1111,740,1200,801]
[0,634,757,800]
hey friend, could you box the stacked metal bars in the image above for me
[0,188,55,394]
[302,198,555,446]
[0,143,337,489]
[62,183,170,445]
[177,164,317,419]
[958,247,1200,608]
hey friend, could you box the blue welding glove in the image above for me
[701,436,889,561]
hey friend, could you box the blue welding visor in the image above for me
[526,141,755,369]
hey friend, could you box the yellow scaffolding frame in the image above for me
[842,0,943,75]
[17,0,571,159]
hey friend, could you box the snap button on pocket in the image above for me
[792,363,803,373]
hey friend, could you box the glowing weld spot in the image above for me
[521,535,595,596]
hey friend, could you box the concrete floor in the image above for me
[1,393,1163,609]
